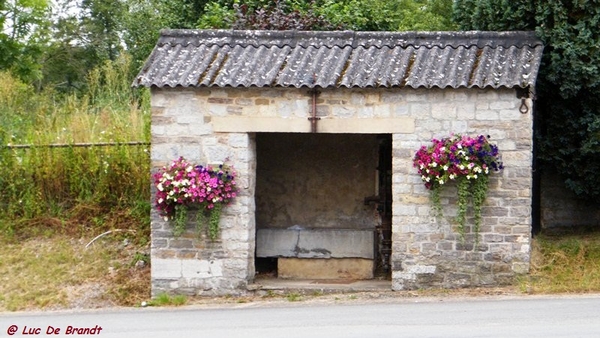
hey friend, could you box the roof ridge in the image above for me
[158,29,543,49]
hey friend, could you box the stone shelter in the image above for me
[133,30,544,295]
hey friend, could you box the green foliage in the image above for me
[193,0,457,31]
[173,205,188,237]
[431,176,489,243]
[0,0,51,82]
[454,0,600,201]
[229,0,339,30]
[208,203,222,240]
[121,0,168,75]
[197,2,235,29]
[318,0,456,31]
[80,0,125,62]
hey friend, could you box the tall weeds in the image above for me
[0,54,150,240]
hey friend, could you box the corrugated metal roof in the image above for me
[133,30,544,89]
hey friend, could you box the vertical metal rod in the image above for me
[308,89,320,133]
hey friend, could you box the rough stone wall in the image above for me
[150,88,256,296]
[255,133,378,230]
[149,86,533,295]
[540,170,600,230]
[391,88,533,290]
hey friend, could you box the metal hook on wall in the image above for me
[519,98,529,114]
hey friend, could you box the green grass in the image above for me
[285,293,302,302]
[149,293,188,307]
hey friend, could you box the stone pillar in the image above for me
[390,88,533,290]
[149,88,256,296]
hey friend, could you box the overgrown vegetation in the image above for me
[0,52,151,311]
[0,53,150,241]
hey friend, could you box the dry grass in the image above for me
[2,229,600,312]
[521,230,600,294]
[0,234,150,311]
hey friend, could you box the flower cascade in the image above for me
[413,134,503,241]
[153,157,237,239]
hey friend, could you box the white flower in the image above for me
[431,162,438,167]
[158,198,163,204]
[157,183,164,191]
[443,165,449,170]
[186,166,193,172]
[459,165,465,170]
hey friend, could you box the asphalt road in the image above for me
[2,295,600,338]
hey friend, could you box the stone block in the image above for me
[278,258,374,280]
[410,103,431,115]
[181,259,211,278]
[152,258,181,279]
[256,228,375,259]
[490,100,517,110]
[475,110,499,120]
[169,239,194,249]
[152,239,168,249]
[431,103,456,119]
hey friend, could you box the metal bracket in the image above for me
[308,89,321,133]
[515,87,530,99]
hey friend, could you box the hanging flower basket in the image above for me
[153,157,238,240]
[413,134,503,241]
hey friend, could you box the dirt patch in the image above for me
[174,285,523,309]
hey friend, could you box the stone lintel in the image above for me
[212,117,415,134]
